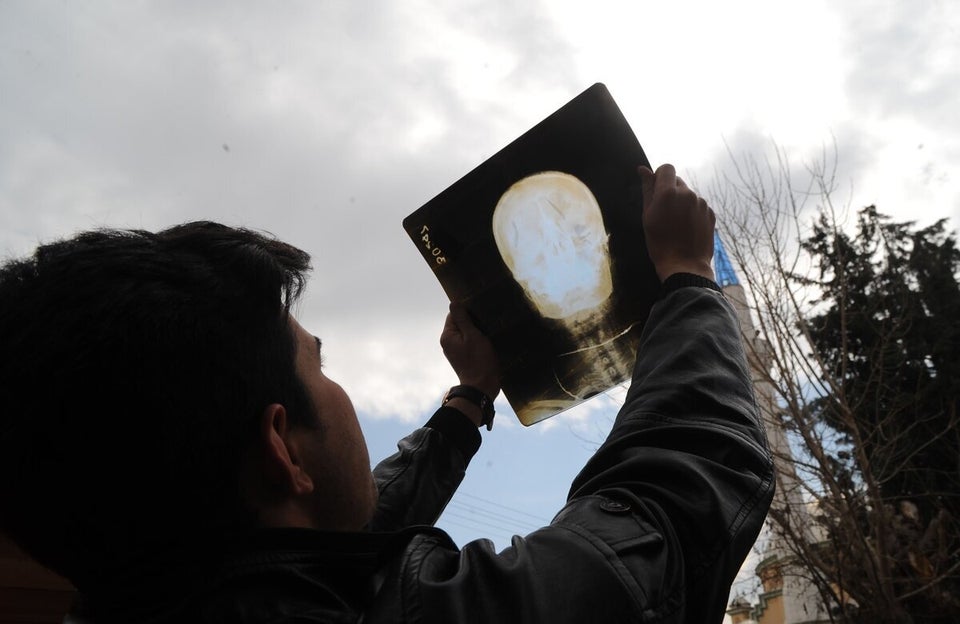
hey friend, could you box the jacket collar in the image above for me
[72,527,441,622]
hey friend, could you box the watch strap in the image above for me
[660,272,721,297]
[443,384,495,430]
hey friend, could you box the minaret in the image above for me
[714,233,831,624]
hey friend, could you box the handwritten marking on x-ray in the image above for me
[419,225,447,266]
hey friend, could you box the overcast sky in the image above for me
[2,0,958,594]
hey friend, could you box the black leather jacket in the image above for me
[69,287,774,623]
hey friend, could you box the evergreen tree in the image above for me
[804,206,960,518]
[801,206,960,622]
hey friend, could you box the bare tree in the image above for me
[708,144,960,624]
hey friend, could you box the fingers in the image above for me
[654,163,676,193]
[699,196,716,223]
[448,302,479,337]
[440,308,461,353]
[439,301,502,401]
[638,163,692,204]
[440,302,479,353]
[638,162,716,282]
[442,306,458,333]
[639,163,699,204]
[448,302,471,327]
[637,166,655,212]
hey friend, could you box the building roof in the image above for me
[713,233,740,287]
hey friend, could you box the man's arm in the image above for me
[368,305,501,532]
[367,408,480,532]
[559,164,772,620]
[368,164,774,623]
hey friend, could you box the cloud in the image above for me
[832,0,960,223]
[0,1,592,424]
[3,0,958,426]
[839,0,959,125]
[693,0,960,231]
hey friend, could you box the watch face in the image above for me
[445,386,494,417]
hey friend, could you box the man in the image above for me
[0,164,773,622]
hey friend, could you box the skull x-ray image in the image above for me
[492,172,639,421]
[493,172,613,321]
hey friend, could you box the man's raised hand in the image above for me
[439,303,501,403]
[638,164,716,282]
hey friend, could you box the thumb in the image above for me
[637,165,655,214]
[447,302,478,336]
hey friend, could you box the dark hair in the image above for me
[0,221,313,587]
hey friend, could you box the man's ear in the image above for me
[261,403,315,496]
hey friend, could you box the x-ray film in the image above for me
[402,83,659,425]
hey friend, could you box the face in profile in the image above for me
[289,317,378,530]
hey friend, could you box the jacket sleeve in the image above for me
[383,287,775,624]
[368,407,482,532]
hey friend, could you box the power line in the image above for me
[455,491,553,525]
[438,526,513,549]
[441,509,525,538]
[444,501,542,533]
[435,490,554,547]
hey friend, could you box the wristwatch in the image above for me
[443,384,495,430]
